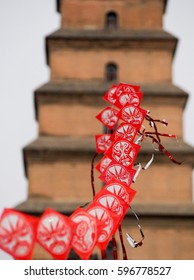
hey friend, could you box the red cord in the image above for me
[118,225,128,260]
[101,249,106,260]
[112,235,118,260]
[91,152,98,198]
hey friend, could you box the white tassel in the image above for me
[133,163,142,182]
[142,154,154,170]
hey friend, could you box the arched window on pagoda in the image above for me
[105,63,118,82]
[105,11,118,29]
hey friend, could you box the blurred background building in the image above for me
[1,0,194,259]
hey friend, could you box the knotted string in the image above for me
[145,114,168,143]
[139,114,183,165]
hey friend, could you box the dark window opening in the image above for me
[105,63,118,82]
[105,11,118,29]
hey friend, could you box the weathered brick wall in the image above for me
[60,0,164,30]
[49,48,172,83]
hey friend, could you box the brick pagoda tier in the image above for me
[16,0,194,259]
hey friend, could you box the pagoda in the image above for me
[16,0,194,259]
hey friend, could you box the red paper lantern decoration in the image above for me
[112,122,138,142]
[96,194,123,217]
[36,208,74,260]
[114,83,140,96]
[117,105,147,128]
[95,134,113,154]
[104,181,136,206]
[105,139,140,168]
[70,208,97,260]
[103,84,118,105]
[93,187,133,234]
[99,163,136,186]
[0,209,37,260]
[114,91,143,109]
[0,82,181,260]
[95,155,112,174]
[86,205,115,250]
[96,106,119,130]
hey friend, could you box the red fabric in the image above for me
[36,208,74,260]
[96,106,119,130]
[0,209,38,260]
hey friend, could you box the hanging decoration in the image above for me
[0,209,38,260]
[0,82,181,260]
[36,208,74,260]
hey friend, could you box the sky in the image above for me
[0,0,194,259]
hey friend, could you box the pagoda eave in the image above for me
[45,29,177,65]
[56,0,168,14]
[15,198,194,219]
[35,81,187,96]
[34,81,188,120]
[23,136,194,178]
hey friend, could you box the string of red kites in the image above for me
[0,82,182,260]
